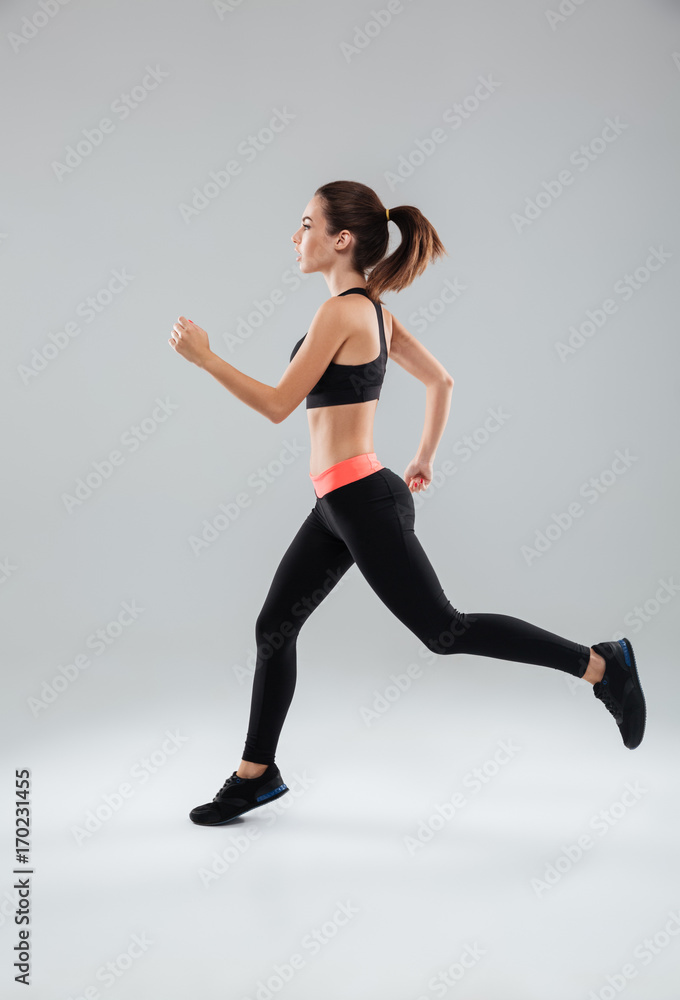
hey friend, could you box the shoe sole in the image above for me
[190,781,289,826]
[619,637,646,749]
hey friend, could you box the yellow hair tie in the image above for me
[385,208,390,221]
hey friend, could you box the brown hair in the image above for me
[314,180,448,304]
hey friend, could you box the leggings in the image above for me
[242,457,592,765]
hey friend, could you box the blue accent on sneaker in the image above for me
[591,636,646,749]
[256,783,287,803]
[618,638,631,667]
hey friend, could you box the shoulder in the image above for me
[310,296,349,329]
[298,297,357,357]
[306,295,353,332]
[309,293,375,331]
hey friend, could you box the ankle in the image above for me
[582,648,606,686]
[236,761,268,779]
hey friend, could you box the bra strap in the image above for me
[337,288,386,356]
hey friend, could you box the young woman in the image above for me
[169,180,646,827]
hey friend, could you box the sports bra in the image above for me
[289,287,388,409]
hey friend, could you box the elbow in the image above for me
[445,374,454,388]
[269,402,290,424]
[269,389,301,423]
[268,391,285,424]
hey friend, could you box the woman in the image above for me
[169,180,646,828]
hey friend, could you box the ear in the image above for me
[334,230,353,252]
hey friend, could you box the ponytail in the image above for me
[366,203,448,302]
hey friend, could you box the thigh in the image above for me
[318,468,459,642]
[256,505,356,634]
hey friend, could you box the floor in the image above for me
[8,644,678,1000]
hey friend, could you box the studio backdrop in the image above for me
[2,1,679,998]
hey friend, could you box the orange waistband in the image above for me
[310,452,384,498]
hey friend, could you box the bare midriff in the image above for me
[307,399,380,477]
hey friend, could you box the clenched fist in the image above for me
[169,316,212,367]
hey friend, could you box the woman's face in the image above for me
[291,195,337,273]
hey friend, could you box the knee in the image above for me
[255,608,298,657]
[424,611,472,655]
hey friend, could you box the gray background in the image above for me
[2,0,679,997]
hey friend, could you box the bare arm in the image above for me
[170,298,356,423]
[198,353,279,421]
[415,382,454,463]
[387,311,454,463]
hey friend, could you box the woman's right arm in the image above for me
[387,312,454,491]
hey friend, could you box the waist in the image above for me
[310,452,384,498]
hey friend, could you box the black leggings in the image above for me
[242,466,591,765]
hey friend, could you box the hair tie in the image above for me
[385,208,390,221]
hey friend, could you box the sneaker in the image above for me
[591,637,646,749]
[189,764,289,826]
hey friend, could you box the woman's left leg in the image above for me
[318,464,645,748]
[316,466,592,677]
[241,504,356,766]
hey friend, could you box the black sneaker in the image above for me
[591,637,646,749]
[189,764,288,826]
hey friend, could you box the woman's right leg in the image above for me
[240,503,355,768]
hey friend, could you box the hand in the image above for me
[404,458,433,493]
[169,316,211,367]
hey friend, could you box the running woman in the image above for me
[168,180,646,827]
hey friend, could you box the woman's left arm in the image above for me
[169,316,279,423]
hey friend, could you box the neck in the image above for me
[323,269,367,297]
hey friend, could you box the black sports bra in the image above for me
[289,287,388,409]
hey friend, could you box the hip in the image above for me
[310,457,415,543]
[310,452,412,506]
[310,451,384,498]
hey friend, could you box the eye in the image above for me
[303,224,310,230]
